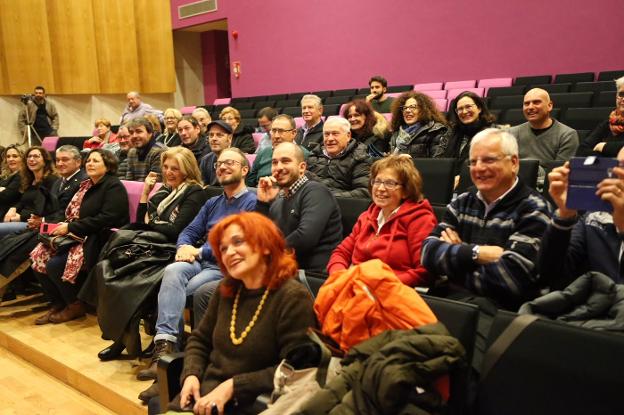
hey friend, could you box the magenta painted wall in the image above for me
[171,0,623,100]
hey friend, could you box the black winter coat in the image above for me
[390,121,448,159]
[296,121,325,152]
[232,124,257,154]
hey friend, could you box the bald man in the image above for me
[508,88,578,164]
[120,91,164,124]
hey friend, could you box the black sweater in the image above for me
[576,119,624,157]
[0,173,22,218]
[15,175,59,221]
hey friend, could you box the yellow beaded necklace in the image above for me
[230,286,270,345]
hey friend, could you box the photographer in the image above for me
[17,86,59,144]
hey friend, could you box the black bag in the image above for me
[38,232,85,250]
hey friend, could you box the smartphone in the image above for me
[40,222,60,235]
[567,157,619,212]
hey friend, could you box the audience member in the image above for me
[0,145,24,219]
[0,146,58,238]
[246,114,308,187]
[577,76,624,157]
[257,142,342,272]
[295,95,325,151]
[145,114,163,142]
[539,148,624,289]
[125,117,165,181]
[159,108,182,147]
[120,91,163,125]
[93,146,207,361]
[366,75,395,113]
[191,107,212,136]
[137,148,257,402]
[166,212,316,414]
[328,154,437,286]
[219,106,256,153]
[199,120,233,186]
[255,107,278,153]
[390,91,448,158]
[30,149,129,324]
[437,92,498,176]
[509,88,579,163]
[17,86,59,143]
[83,118,117,150]
[342,99,389,157]
[114,125,132,178]
[178,116,209,163]
[306,116,372,198]
[422,128,550,311]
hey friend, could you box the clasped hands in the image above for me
[180,375,234,415]
[176,244,200,263]
[441,228,504,264]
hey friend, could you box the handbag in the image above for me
[38,232,85,250]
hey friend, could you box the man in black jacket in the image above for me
[295,94,325,151]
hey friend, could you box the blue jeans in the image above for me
[0,222,28,238]
[154,260,222,343]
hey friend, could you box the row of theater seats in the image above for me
[158,292,624,415]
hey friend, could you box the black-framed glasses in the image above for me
[270,128,295,135]
[467,155,510,167]
[456,104,476,114]
[617,91,624,100]
[400,105,419,113]
[214,159,242,169]
[371,179,402,190]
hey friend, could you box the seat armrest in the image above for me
[157,351,185,411]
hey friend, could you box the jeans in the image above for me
[0,222,28,238]
[192,279,221,328]
[154,260,222,343]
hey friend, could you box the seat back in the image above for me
[561,107,612,130]
[213,98,231,105]
[478,78,513,93]
[597,69,624,82]
[335,196,371,238]
[554,72,594,84]
[121,180,162,223]
[433,98,448,112]
[445,80,477,90]
[446,88,485,102]
[179,106,196,115]
[413,82,443,91]
[513,75,552,85]
[572,81,616,93]
[549,92,594,109]
[423,90,448,99]
[41,136,59,153]
[413,158,456,205]
[478,311,624,415]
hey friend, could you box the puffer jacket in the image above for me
[232,124,257,153]
[296,323,466,415]
[306,140,372,198]
[314,259,438,351]
[519,271,624,332]
[390,120,448,158]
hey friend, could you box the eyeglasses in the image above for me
[270,128,295,135]
[214,159,241,169]
[400,105,419,113]
[27,154,43,159]
[617,91,624,100]
[371,179,402,190]
[467,155,510,167]
[456,104,476,114]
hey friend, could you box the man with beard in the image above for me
[366,75,395,113]
[257,141,342,272]
[199,120,233,186]
[125,117,166,181]
[18,86,59,143]
[137,147,256,401]
[177,116,208,163]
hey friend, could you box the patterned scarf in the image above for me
[609,109,624,136]
[30,179,94,283]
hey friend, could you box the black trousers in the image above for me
[34,251,84,306]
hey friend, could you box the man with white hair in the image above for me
[306,116,372,198]
[295,94,325,151]
[422,128,551,311]
[120,91,164,124]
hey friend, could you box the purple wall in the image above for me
[171,0,623,101]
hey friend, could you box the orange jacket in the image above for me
[314,259,438,351]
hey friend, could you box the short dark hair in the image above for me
[178,115,200,128]
[272,114,296,129]
[126,117,154,134]
[369,76,388,88]
[446,91,497,128]
[257,107,278,120]
[34,86,46,93]
[88,148,118,175]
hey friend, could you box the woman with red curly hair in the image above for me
[171,212,317,414]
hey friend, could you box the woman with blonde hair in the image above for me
[159,108,183,147]
[0,145,25,219]
[220,106,256,153]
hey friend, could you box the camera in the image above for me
[20,94,33,104]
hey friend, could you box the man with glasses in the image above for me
[422,128,550,311]
[295,94,325,151]
[136,147,256,400]
[509,88,579,164]
[306,116,372,198]
[246,114,309,187]
[199,120,233,186]
[111,125,133,179]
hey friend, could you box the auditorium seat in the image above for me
[382,113,392,123]
[561,107,612,130]
[597,69,624,81]
[246,96,268,102]
[446,88,485,102]
[294,117,305,128]
[245,154,256,166]
[282,106,301,117]
[312,90,332,98]
[434,98,448,112]
[477,311,624,415]
[229,97,248,104]
[240,118,257,129]
[423,90,447,99]
[513,75,552,85]
[266,93,288,101]
[252,132,264,146]
[323,104,341,115]
[413,82,443,91]
[554,72,594,84]
[594,90,616,107]
[412,158,456,205]
[57,136,91,149]
[233,102,255,110]
[213,98,231,105]
[238,109,257,119]
[444,80,477,90]
[431,204,447,222]
[530,83,572,94]
[254,100,276,109]
[487,85,526,97]
[386,84,413,93]
[549,92,594,109]
[179,106,196,115]
[41,136,59,153]
[204,185,223,199]
[333,88,357,96]
[478,78,513,93]
[489,95,524,110]
[572,81,616,93]
[335,196,371,238]
[274,99,300,108]
[576,130,591,141]
[121,180,148,223]
[499,108,561,126]
[324,95,351,105]
[287,92,308,101]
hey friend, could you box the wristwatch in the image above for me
[472,245,480,261]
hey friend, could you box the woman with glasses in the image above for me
[327,154,437,287]
[389,91,448,159]
[219,106,256,154]
[437,91,498,175]
[341,99,390,157]
[158,108,183,147]
[577,76,624,157]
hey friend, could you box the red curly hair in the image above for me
[208,212,298,297]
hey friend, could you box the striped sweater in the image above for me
[422,181,551,310]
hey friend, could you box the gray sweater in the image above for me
[509,119,579,164]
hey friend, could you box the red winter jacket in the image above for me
[327,199,437,286]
